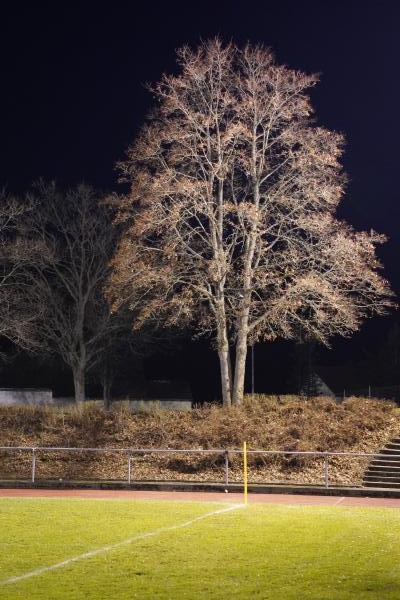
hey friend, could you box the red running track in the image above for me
[1,488,400,508]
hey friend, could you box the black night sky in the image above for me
[1,0,400,398]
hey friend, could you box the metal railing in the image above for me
[341,385,400,403]
[0,446,395,488]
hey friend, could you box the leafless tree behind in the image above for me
[0,190,41,350]
[12,182,127,402]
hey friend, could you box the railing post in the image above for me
[224,450,229,487]
[324,453,329,488]
[32,448,36,484]
[128,453,131,485]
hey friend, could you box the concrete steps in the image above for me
[363,437,400,489]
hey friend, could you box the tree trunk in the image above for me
[232,328,248,405]
[218,344,232,407]
[73,365,86,403]
[215,296,233,406]
[102,377,112,410]
[232,297,251,405]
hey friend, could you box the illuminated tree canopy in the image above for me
[109,39,393,406]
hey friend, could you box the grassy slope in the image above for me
[1,498,400,599]
[0,396,399,484]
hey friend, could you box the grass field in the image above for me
[0,497,399,599]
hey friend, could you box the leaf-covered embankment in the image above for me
[0,396,398,486]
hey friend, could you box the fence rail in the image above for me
[0,446,392,488]
[342,385,400,402]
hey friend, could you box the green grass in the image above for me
[0,497,399,599]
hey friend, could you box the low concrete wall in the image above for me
[0,388,53,406]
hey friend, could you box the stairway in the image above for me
[363,437,400,489]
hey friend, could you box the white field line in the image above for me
[1,504,243,586]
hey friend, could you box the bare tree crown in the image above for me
[110,39,393,405]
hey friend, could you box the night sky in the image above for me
[1,0,399,394]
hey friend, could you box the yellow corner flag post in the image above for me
[243,441,248,505]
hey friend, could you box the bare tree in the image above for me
[0,190,41,348]
[109,40,394,406]
[15,181,128,402]
[91,316,182,408]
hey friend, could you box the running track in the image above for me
[1,488,400,508]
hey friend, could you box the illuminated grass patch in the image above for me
[0,498,399,599]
